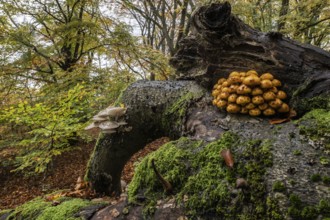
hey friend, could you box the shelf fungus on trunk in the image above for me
[97,106,127,120]
[85,106,128,134]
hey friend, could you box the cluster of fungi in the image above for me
[212,70,290,117]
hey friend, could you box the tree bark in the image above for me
[86,81,205,195]
[170,2,330,102]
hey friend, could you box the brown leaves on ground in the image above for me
[0,142,95,209]
[269,108,297,125]
[0,137,170,209]
[122,137,170,183]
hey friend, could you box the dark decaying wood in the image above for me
[170,2,330,100]
[86,2,330,197]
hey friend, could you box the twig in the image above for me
[151,159,173,194]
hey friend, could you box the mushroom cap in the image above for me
[220,91,230,100]
[236,95,251,106]
[98,121,119,130]
[228,94,238,103]
[269,98,283,109]
[258,103,268,111]
[117,121,128,126]
[252,95,264,105]
[260,73,274,80]
[84,122,99,130]
[263,108,276,116]
[240,107,249,114]
[278,103,290,113]
[218,78,227,84]
[217,99,227,108]
[260,79,273,89]
[246,70,258,76]
[277,90,287,100]
[237,84,252,94]
[97,107,127,118]
[226,104,241,113]
[92,115,108,122]
[249,108,261,116]
[242,75,261,87]
[102,129,117,134]
[263,91,276,101]
[251,87,263,96]
[229,72,240,77]
[272,79,282,87]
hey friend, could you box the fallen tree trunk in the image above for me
[170,2,330,112]
[86,2,330,202]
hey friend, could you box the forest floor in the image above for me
[0,137,169,210]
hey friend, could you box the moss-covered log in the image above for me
[86,81,206,195]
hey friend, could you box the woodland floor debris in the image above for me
[0,137,169,210]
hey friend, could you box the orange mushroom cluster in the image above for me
[212,70,290,117]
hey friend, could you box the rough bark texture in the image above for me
[86,81,205,195]
[85,2,330,219]
[170,2,330,109]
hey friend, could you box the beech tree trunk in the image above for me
[86,2,330,196]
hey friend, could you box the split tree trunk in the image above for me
[86,2,330,196]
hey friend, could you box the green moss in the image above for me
[6,196,104,220]
[266,197,284,220]
[296,95,330,114]
[298,109,330,153]
[310,173,322,182]
[162,88,204,131]
[322,176,330,185]
[292,150,301,156]
[7,197,49,220]
[320,157,330,166]
[178,133,239,217]
[36,198,92,220]
[272,181,286,192]
[127,137,202,204]
[0,210,13,218]
[128,132,277,219]
[318,199,330,215]
[287,195,330,219]
[85,132,104,181]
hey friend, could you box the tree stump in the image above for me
[86,3,330,218]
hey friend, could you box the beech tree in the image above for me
[0,0,161,173]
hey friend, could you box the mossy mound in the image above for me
[298,109,330,168]
[128,132,276,219]
[3,195,106,220]
[298,108,330,155]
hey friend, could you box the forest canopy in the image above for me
[0,0,329,174]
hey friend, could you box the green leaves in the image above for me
[0,83,95,173]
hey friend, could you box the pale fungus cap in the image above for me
[97,106,127,118]
[92,115,108,122]
[98,121,119,130]
[84,106,128,134]
[84,122,99,130]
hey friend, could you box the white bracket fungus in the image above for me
[85,106,128,134]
